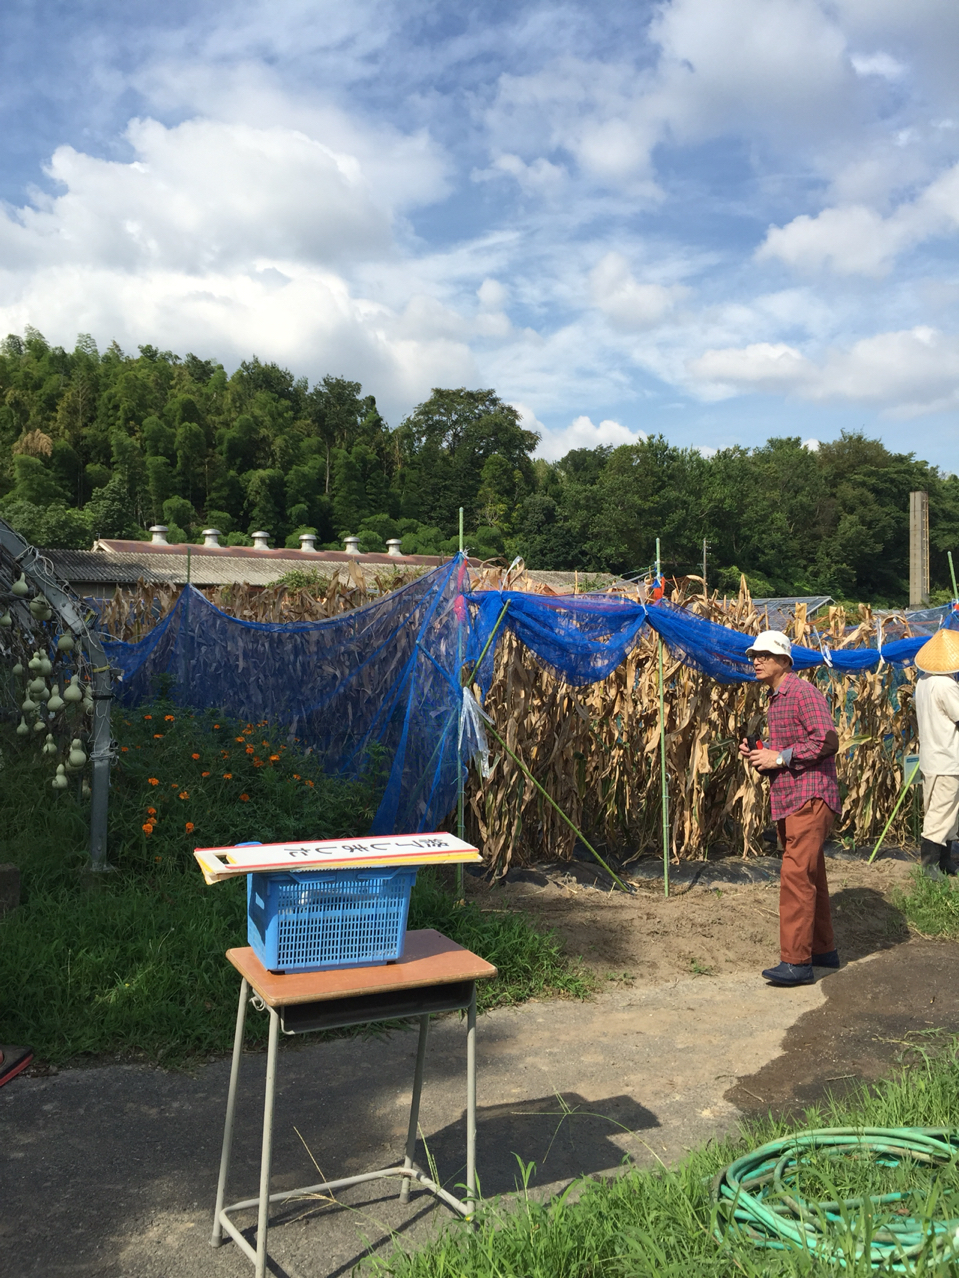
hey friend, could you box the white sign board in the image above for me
[194,831,481,885]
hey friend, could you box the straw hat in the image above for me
[915,628,959,674]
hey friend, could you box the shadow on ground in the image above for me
[726,939,959,1116]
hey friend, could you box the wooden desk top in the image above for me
[226,929,498,1008]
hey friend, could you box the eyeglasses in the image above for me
[750,654,776,663]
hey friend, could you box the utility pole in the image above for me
[909,491,930,608]
[702,539,708,593]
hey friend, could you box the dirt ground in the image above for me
[467,847,917,985]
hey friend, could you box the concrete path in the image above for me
[5,941,959,1278]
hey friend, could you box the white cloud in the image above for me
[589,252,688,330]
[758,162,959,276]
[687,327,959,417]
[802,437,821,450]
[535,415,648,461]
[849,51,906,80]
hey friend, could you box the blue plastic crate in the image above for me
[247,866,417,973]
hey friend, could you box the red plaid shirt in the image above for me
[764,673,841,820]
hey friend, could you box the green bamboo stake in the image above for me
[456,511,466,899]
[869,758,921,863]
[656,538,670,897]
[949,550,958,600]
[483,719,631,892]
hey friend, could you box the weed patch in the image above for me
[0,700,587,1066]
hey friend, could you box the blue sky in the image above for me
[1,1,958,467]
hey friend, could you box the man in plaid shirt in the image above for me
[739,630,841,986]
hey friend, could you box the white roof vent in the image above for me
[299,532,317,553]
[343,535,361,555]
[251,531,271,550]
[386,539,403,558]
[202,528,221,547]
[149,525,169,545]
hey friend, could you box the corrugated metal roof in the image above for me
[43,548,440,589]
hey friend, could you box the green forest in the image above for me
[1,327,958,605]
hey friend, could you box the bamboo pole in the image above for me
[456,511,465,899]
[656,538,670,897]
[949,550,958,600]
[868,757,921,862]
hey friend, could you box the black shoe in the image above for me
[762,961,815,985]
[941,842,957,875]
[921,838,946,880]
[811,950,840,968]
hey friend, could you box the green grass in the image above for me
[895,869,959,940]
[372,1040,959,1278]
[0,699,588,1065]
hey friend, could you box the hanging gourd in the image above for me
[52,765,68,790]
[39,655,52,676]
[15,717,30,736]
[21,696,37,713]
[68,739,87,768]
[41,734,57,757]
[29,676,46,695]
[11,573,28,597]
[30,595,52,621]
[63,675,83,703]
[28,652,42,672]
[0,611,11,628]
[83,691,94,716]
[57,634,75,653]
[33,716,46,732]
[37,684,50,702]
[11,662,23,676]
[47,690,65,712]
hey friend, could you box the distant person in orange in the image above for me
[912,628,959,880]
[739,630,841,987]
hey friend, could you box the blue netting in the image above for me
[101,557,953,835]
[103,557,483,835]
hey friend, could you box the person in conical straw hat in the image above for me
[912,627,959,880]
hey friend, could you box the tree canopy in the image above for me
[1,327,956,605]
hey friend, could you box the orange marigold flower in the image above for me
[178,791,189,800]
[154,855,162,862]
[223,772,232,779]
[153,733,163,739]
[147,807,156,816]
[191,753,200,760]
[305,779,314,787]
[269,754,279,762]
[235,736,245,742]
[261,740,269,747]
[142,823,153,835]
[201,771,210,777]
[245,745,254,754]
[148,777,159,786]
[121,746,129,752]
[239,793,250,802]
[144,714,152,720]
[213,724,220,729]
[292,773,300,780]
[185,821,195,833]
[164,714,175,722]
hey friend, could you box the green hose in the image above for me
[712,1127,959,1271]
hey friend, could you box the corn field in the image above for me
[93,570,920,870]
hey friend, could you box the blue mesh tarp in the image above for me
[101,554,951,835]
[103,557,484,835]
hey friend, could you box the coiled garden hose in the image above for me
[712,1127,959,1271]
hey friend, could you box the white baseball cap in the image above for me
[745,630,792,662]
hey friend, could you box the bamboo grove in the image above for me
[93,569,920,873]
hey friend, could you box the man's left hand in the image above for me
[745,746,782,772]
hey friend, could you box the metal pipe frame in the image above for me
[211,979,479,1273]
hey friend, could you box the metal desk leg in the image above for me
[399,1014,430,1204]
[255,1007,281,1278]
[466,984,477,1218]
[211,977,249,1247]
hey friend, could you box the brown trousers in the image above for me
[776,797,836,964]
